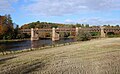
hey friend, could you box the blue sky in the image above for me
[0,0,120,26]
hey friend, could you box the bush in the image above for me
[76,30,91,41]
[90,32,100,36]
[16,33,30,39]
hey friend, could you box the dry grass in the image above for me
[0,38,120,74]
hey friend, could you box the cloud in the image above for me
[65,19,75,24]
[22,0,120,16]
[0,0,18,13]
[65,18,120,25]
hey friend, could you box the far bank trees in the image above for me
[0,14,14,39]
[0,14,22,40]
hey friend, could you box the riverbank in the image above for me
[0,39,30,43]
[0,38,106,56]
[0,39,78,56]
[0,38,120,74]
[0,38,76,55]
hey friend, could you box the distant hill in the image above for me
[20,21,120,29]
[20,21,65,29]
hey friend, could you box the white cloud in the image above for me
[65,19,75,24]
[0,0,18,13]
[22,0,120,16]
[64,18,120,25]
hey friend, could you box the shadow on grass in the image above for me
[1,59,46,74]
[21,61,45,74]
[0,56,17,64]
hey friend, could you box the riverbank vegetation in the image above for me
[0,14,14,39]
[0,14,24,40]
[76,30,92,41]
[0,14,31,40]
[0,38,120,74]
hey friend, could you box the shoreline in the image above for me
[0,40,79,56]
[0,38,114,57]
[0,38,102,56]
[0,39,30,43]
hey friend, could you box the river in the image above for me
[0,38,75,51]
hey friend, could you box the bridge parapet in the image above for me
[20,29,31,34]
[104,27,120,34]
[55,28,76,32]
[81,27,101,32]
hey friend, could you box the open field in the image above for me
[0,38,120,74]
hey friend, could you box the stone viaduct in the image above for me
[20,26,120,41]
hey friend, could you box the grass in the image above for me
[0,38,120,74]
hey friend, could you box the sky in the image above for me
[0,0,120,26]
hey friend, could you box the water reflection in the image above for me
[0,45,7,52]
[31,39,52,48]
[0,38,75,51]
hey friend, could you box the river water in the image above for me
[0,38,75,51]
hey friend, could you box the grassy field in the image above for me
[0,38,120,74]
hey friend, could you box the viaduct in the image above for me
[20,26,120,41]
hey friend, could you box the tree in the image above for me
[85,24,90,28]
[0,14,14,39]
[76,30,91,41]
[14,24,19,39]
[116,25,119,27]
[76,23,82,27]
[0,25,3,36]
[107,24,110,27]
[81,24,85,28]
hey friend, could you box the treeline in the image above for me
[21,21,120,29]
[0,14,15,39]
[21,21,64,29]
[20,21,92,29]
[103,24,119,28]
[0,14,30,40]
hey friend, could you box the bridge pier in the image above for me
[76,27,81,36]
[100,26,106,37]
[31,28,39,41]
[52,28,60,41]
[76,27,79,36]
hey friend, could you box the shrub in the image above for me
[76,30,91,41]
[90,32,100,36]
[106,32,119,38]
